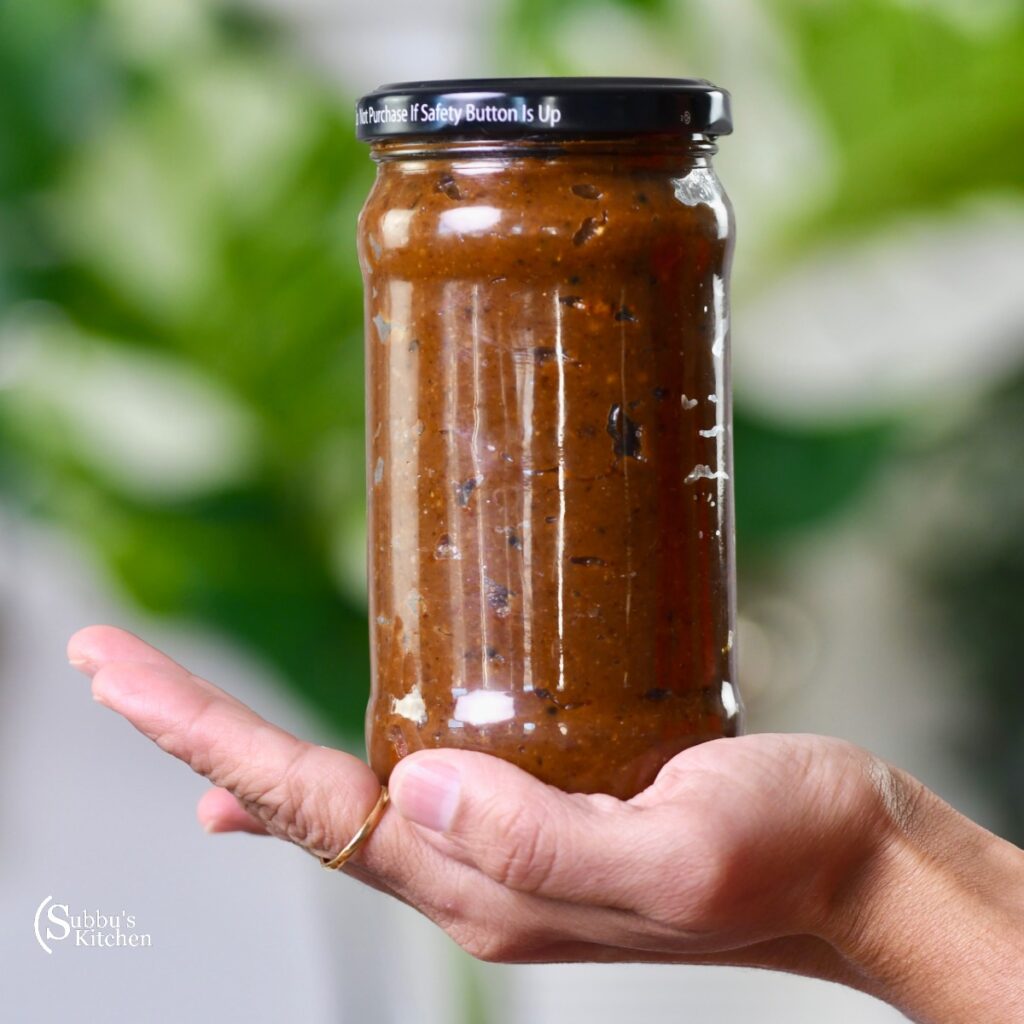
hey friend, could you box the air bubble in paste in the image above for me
[684,464,729,484]
[392,684,427,725]
[372,313,391,342]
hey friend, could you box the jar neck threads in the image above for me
[370,134,719,164]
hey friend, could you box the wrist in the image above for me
[824,764,1024,1022]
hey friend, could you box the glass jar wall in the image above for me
[357,80,740,798]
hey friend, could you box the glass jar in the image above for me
[356,79,740,799]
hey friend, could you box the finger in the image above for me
[68,624,186,676]
[198,787,269,835]
[65,631,579,934]
[80,651,383,863]
[388,749,691,912]
[68,625,247,708]
[68,635,470,910]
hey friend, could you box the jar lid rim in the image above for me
[355,77,732,141]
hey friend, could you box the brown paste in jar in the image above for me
[359,130,739,799]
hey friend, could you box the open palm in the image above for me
[68,625,904,989]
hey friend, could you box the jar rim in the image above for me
[355,77,732,142]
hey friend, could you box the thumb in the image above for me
[388,749,682,911]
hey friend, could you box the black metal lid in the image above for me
[355,77,732,141]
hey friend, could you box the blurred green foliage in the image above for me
[771,0,1024,253]
[733,412,893,545]
[1,0,373,735]
[1,0,1022,832]
[925,371,1024,837]
[497,0,674,73]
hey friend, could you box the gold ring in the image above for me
[321,786,390,870]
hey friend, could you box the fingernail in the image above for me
[392,760,461,833]
[69,656,98,677]
[202,819,219,834]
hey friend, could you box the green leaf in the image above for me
[498,0,675,75]
[773,0,1024,243]
[733,408,894,553]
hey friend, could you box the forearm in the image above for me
[829,772,1024,1022]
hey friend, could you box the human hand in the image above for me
[68,626,1024,1023]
